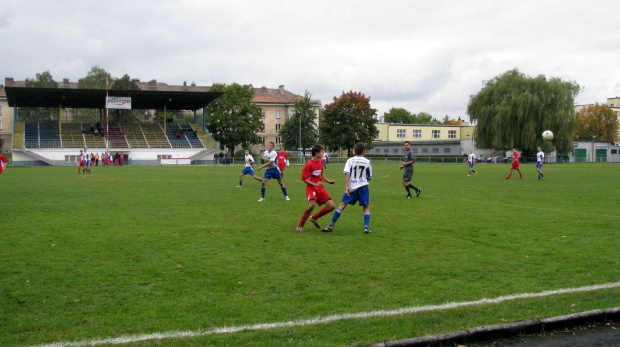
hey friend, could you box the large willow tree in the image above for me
[467,69,580,155]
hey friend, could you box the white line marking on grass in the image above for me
[30,281,620,347]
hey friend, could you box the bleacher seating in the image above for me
[165,122,193,148]
[124,123,149,148]
[106,123,129,148]
[19,121,208,150]
[141,123,170,148]
[61,123,86,148]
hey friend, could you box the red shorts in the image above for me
[306,185,331,206]
[79,161,85,167]
[511,161,520,170]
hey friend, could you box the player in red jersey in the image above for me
[77,150,85,174]
[277,147,289,177]
[296,144,336,233]
[506,148,523,179]
[0,153,8,175]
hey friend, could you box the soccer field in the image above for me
[1,163,619,346]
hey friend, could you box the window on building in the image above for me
[432,130,440,139]
[432,148,439,154]
[276,124,281,132]
[261,109,265,118]
[448,130,456,139]
[422,148,428,153]
[413,129,421,138]
[397,129,406,138]
[0,121,2,130]
[260,122,265,131]
[65,155,79,163]
[276,137,281,145]
[393,148,399,154]
[612,149,618,154]
[413,148,418,153]
[444,148,451,153]
[276,110,281,119]
[384,149,389,154]
[0,105,2,114]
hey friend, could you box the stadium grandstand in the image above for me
[4,86,223,166]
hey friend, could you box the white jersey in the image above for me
[244,154,255,167]
[537,151,545,163]
[468,153,475,164]
[262,150,278,169]
[343,155,372,191]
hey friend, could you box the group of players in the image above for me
[238,140,422,234]
[466,146,546,180]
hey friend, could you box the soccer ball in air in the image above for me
[542,130,554,141]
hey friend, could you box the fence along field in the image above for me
[0,163,618,346]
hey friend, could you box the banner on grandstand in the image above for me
[106,97,132,109]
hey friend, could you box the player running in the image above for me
[257,142,290,201]
[323,142,373,234]
[296,144,336,233]
[0,153,8,175]
[237,149,262,187]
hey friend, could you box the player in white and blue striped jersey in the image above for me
[323,142,373,234]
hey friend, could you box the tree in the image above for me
[205,83,263,156]
[111,74,140,91]
[25,71,57,88]
[574,103,619,142]
[320,91,378,156]
[412,112,440,124]
[467,69,580,155]
[22,71,58,121]
[279,91,318,155]
[78,66,113,89]
[384,107,413,123]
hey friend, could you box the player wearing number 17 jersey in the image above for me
[323,142,373,234]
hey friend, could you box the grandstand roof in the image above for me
[4,86,223,111]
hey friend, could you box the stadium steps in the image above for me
[61,123,86,148]
[12,122,25,149]
[142,123,171,148]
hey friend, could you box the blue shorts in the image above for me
[468,162,474,168]
[536,162,543,169]
[241,166,255,176]
[263,167,282,180]
[340,185,370,206]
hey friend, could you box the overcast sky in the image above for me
[2,0,619,121]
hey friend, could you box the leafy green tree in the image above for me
[320,91,378,156]
[384,107,413,123]
[111,74,140,90]
[467,69,580,155]
[412,112,440,124]
[205,83,263,156]
[279,91,318,155]
[574,103,619,142]
[78,66,113,89]
[22,71,58,121]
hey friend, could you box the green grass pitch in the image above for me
[1,162,618,346]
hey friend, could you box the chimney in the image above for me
[279,85,285,96]
[191,82,196,87]
[148,80,157,87]
[183,81,187,87]
[5,77,14,86]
